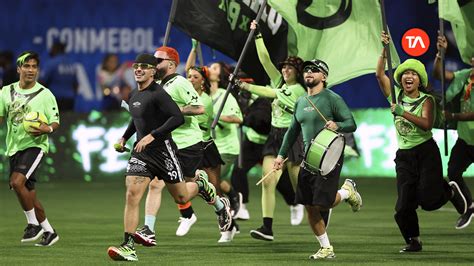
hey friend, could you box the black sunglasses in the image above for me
[156,57,171,64]
[132,63,155,70]
[303,65,321,73]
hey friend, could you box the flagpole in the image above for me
[163,0,178,46]
[379,0,396,104]
[439,18,448,156]
[211,0,268,130]
[197,42,204,66]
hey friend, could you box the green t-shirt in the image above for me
[211,88,242,155]
[278,89,356,157]
[450,69,474,145]
[161,75,203,149]
[197,92,213,141]
[271,81,307,128]
[388,86,434,149]
[0,82,60,156]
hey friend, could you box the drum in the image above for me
[303,128,345,176]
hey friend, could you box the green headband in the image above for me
[16,53,31,66]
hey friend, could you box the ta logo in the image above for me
[297,0,352,30]
[401,28,430,57]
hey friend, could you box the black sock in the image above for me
[180,206,194,218]
[263,217,273,230]
[124,232,134,247]
[227,188,239,204]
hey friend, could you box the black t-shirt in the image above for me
[123,82,184,146]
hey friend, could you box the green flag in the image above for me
[438,0,474,65]
[268,0,400,87]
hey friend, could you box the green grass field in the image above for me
[1,178,473,265]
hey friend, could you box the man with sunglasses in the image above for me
[132,47,232,246]
[108,53,230,261]
[273,59,362,260]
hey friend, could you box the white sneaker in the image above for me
[290,204,304,225]
[234,203,250,220]
[176,213,197,236]
[218,225,237,243]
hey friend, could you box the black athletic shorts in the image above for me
[9,147,44,191]
[177,141,204,177]
[262,126,304,164]
[295,156,343,208]
[125,139,184,184]
[201,139,225,168]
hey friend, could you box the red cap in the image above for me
[156,46,180,65]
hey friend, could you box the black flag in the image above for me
[173,0,289,85]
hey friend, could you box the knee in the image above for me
[173,195,187,205]
[9,175,25,191]
[149,179,165,191]
[126,189,141,204]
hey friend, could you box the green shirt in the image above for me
[197,92,213,141]
[212,88,242,155]
[254,37,307,128]
[278,89,356,157]
[245,127,268,144]
[449,69,474,145]
[389,86,434,149]
[0,82,60,156]
[161,75,203,149]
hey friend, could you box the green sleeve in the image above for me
[332,95,356,133]
[221,93,242,119]
[247,84,277,98]
[278,101,301,157]
[44,91,60,124]
[255,38,282,84]
[178,78,203,106]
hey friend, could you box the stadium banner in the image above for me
[1,109,472,182]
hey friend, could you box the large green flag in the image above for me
[438,0,474,65]
[268,0,400,86]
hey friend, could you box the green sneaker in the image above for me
[341,179,362,212]
[107,244,138,261]
[309,246,336,259]
[196,170,216,204]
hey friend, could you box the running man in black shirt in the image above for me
[107,54,231,262]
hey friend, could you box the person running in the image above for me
[377,32,467,252]
[0,51,60,246]
[107,54,231,261]
[274,58,361,259]
[434,34,474,229]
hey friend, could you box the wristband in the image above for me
[48,126,53,133]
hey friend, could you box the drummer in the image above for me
[273,59,362,260]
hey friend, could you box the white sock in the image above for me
[316,232,331,248]
[40,218,54,233]
[338,188,350,201]
[144,215,156,232]
[24,209,39,225]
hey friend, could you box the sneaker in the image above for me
[399,238,422,253]
[196,170,217,204]
[455,207,474,230]
[290,204,304,225]
[230,192,242,217]
[309,246,336,259]
[250,226,274,241]
[35,230,59,247]
[342,179,362,212]
[449,181,467,214]
[134,225,156,246]
[217,197,233,232]
[107,244,138,261]
[21,224,44,243]
[234,203,250,220]
[218,223,237,243]
[176,213,197,236]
